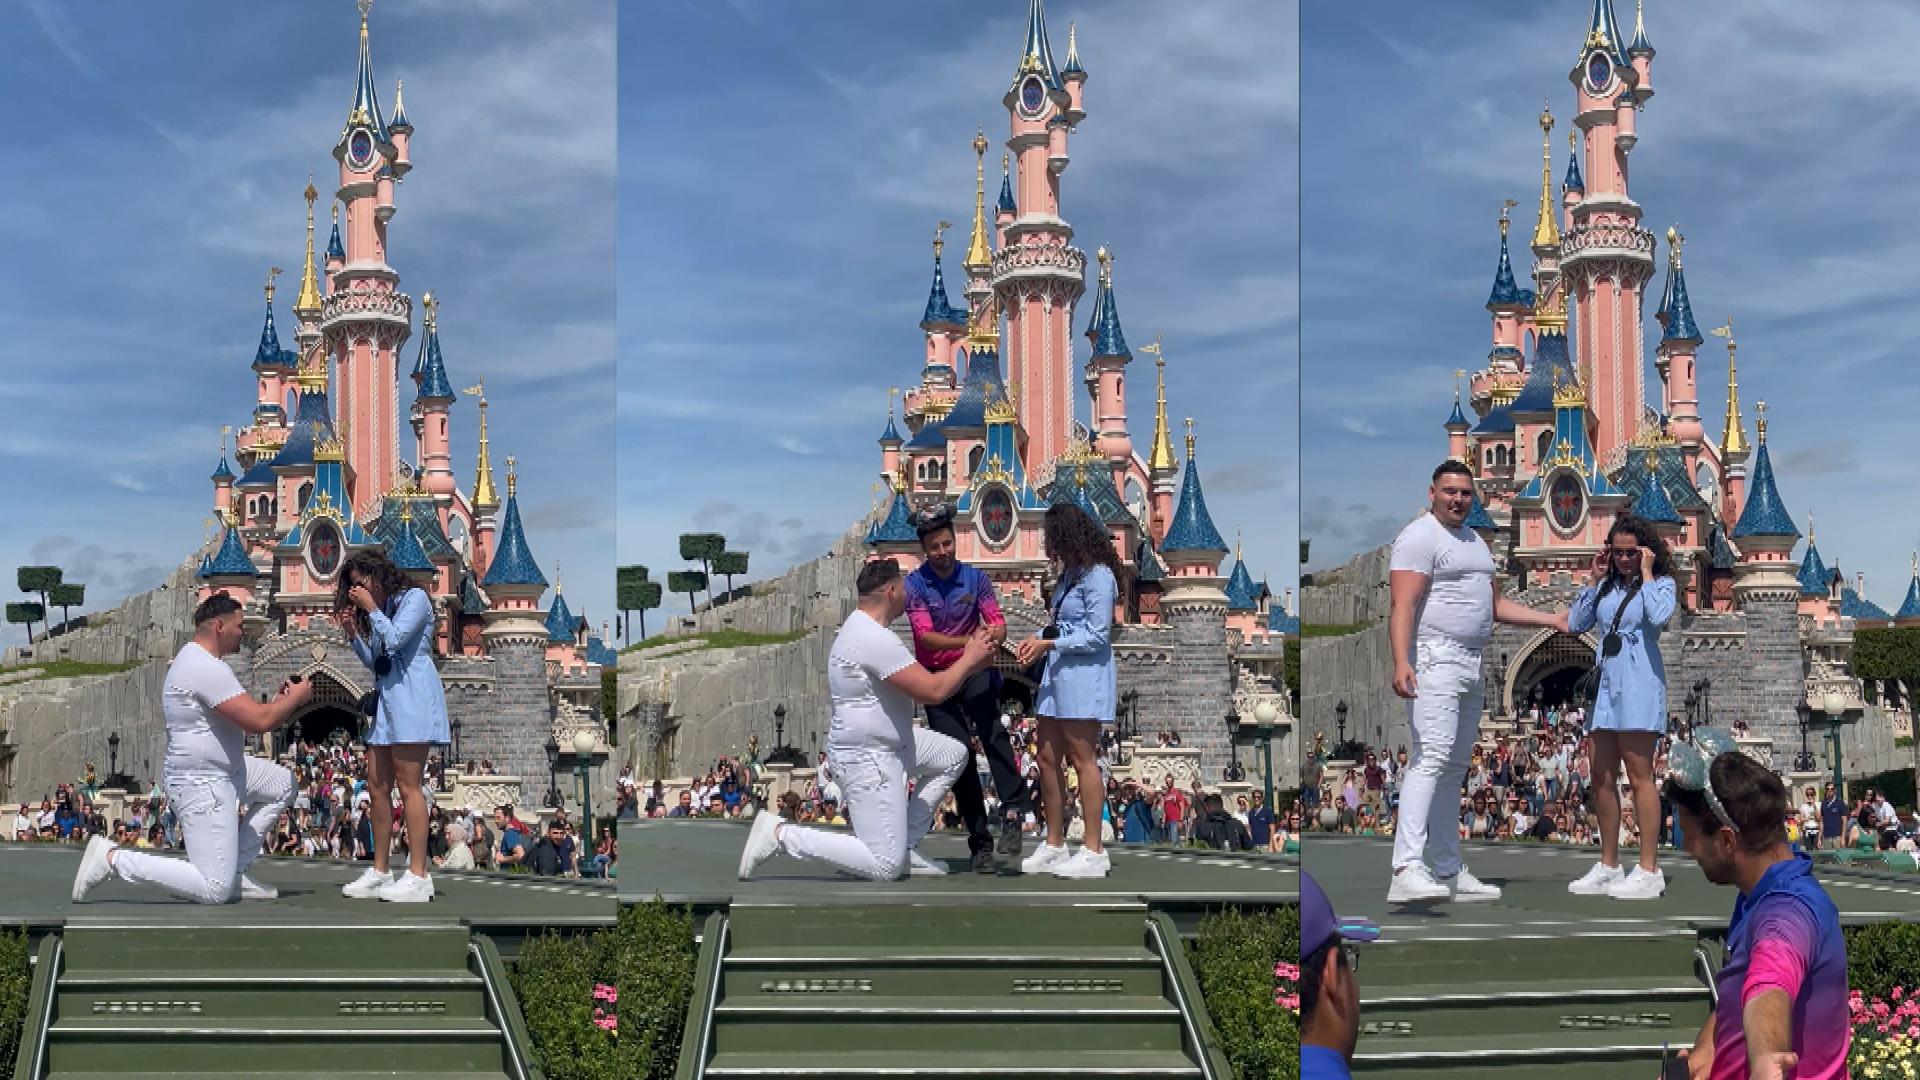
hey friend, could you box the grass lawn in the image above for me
[621,629,809,655]
[1,660,144,683]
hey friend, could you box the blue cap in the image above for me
[1301,870,1380,959]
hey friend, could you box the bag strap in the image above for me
[1593,578,1641,654]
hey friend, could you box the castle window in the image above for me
[968,446,985,475]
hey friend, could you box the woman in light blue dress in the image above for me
[1564,515,1677,901]
[332,550,450,903]
[1014,504,1120,880]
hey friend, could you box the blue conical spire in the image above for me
[1628,0,1654,55]
[1462,491,1497,531]
[483,472,548,588]
[1486,225,1525,309]
[387,506,434,573]
[1662,256,1701,344]
[1016,0,1063,91]
[1084,249,1130,357]
[327,208,346,262]
[253,289,286,370]
[1580,0,1632,68]
[1797,524,1830,597]
[1445,397,1469,430]
[1731,434,1798,539]
[545,585,579,643]
[388,77,412,133]
[1632,468,1682,525]
[1224,557,1258,612]
[997,159,1017,216]
[878,409,902,445]
[1160,427,1229,555]
[201,526,257,578]
[212,457,235,482]
[414,303,455,402]
[344,1,389,140]
[867,489,918,544]
[1563,146,1585,194]
[920,245,964,330]
[1898,558,1920,620]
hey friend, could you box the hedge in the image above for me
[1191,906,1299,1080]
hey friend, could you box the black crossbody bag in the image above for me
[1022,571,1079,685]
[1571,579,1640,707]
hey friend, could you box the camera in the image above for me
[1041,624,1061,640]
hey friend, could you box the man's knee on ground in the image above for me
[193,868,237,905]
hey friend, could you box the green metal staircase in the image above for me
[679,903,1231,1079]
[1351,927,1714,1078]
[14,920,538,1080]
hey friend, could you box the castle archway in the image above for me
[287,667,368,748]
[1505,629,1601,717]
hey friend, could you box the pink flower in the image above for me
[1894,986,1906,1001]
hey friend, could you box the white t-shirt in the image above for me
[1390,512,1496,651]
[161,642,249,779]
[826,609,918,749]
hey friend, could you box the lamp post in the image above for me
[1491,653,1509,719]
[1793,703,1816,773]
[1118,690,1138,743]
[544,737,562,810]
[572,729,600,847]
[1334,700,1348,751]
[1694,679,1712,728]
[1253,701,1279,810]
[1224,707,1246,782]
[450,714,463,768]
[1822,689,1847,799]
[773,704,787,756]
[1684,689,1699,734]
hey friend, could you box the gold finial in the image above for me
[1499,199,1517,238]
[1667,225,1684,271]
[1453,368,1466,403]
[1532,104,1560,251]
[1634,0,1647,42]
[888,386,899,420]
[1184,417,1196,460]
[933,220,950,260]
[1756,400,1767,444]
[296,178,324,315]
[1096,245,1112,287]
[1067,22,1079,67]
[293,342,330,390]
[423,291,438,330]
[1143,336,1176,473]
[965,129,993,271]
[399,495,413,524]
[359,0,372,20]
[394,78,406,116]
[265,266,282,305]
[1551,365,1586,409]
[1235,529,1244,562]
[1808,511,1815,546]
[1710,319,1747,456]
[464,380,498,508]
[505,455,518,498]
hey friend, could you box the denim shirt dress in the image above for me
[1034,565,1119,724]
[1566,575,1677,734]
[351,587,451,746]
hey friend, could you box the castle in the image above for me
[855,0,1298,784]
[192,1,609,785]
[1330,0,1911,768]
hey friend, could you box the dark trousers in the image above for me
[923,668,1030,854]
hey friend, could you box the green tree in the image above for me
[712,550,749,602]
[633,581,662,640]
[6,602,45,644]
[667,571,707,616]
[677,533,726,607]
[1849,625,1920,798]
[17,566,61,617]
[616,565,649,641]
[49,582,85,631]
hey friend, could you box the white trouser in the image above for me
[112,757,295,904]
[779,728,968,882]
[1391,639,1484,880]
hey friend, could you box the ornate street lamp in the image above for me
[573,728,601,846]
[450,714,463,767]
[1684,689,1699,732]
[1491,652,1509,719]
[773,704,787,753]
[766,703,809,768]
[544,737,563,810]
[1334,700,1348,750]
[1118,690,1139,742]
[1224,706,1246,782]
[1821,689,1848,797]
[1253,701,1280,811]
[1793,702,1816,773]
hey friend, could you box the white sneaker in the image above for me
[377,872,435,903]
[1050,848,1112,879]
[73,835,116,902]
[1442,867,1502,902]
[1605,866,1666,900]
[907,849,948,876]
[1387,863,1451,903]
[738,810,781,880]
[342,866,393,899]
[237,873,279,901]
[1021,842,1070,874]
[1568,861,1625,896]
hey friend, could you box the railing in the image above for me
[1562,222,1655,259]
[675,911,730,1080]
[19,932,62,1080]
[321,288,412,324]
[470,934,542,1080]
[1148,913,1233,1080]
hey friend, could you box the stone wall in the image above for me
[1,661,169,803]
[3,556,203,668]
[1302,542,1396,627]
[662,525,867,639]
[1152,606,1234,782]
[618,629,834,780]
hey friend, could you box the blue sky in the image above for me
[618,0,1298,627]
[1,1,615,638]
[1303,1,1920,609]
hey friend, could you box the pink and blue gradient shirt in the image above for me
[1710,851,1849,1080]
[904,561,1003,673]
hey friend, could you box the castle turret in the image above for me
[212,428,236,523]
[1797,513,1832,599]
[1897,553,1920,624]
[1626,0,1655,103]
[325,0,412,507]
[996,153,1017,239]
[252,270,295,429]
[1060,21,1086,124]
[1730,403,1801,603]
[1158,420,1229,602]
[388,497,436,583]
[1486,206,1528,356]
[198,524,261,606]
[413,294,457,502]
[1656,228,1704,452]
[1143,340,1179,545]
[465,380,500,576]
[481,456,549,637]
[1223,537,1258,614]
[1084,247,1133,463]
[920,224,965,389]
[878,389,904,488]
[1445,372,1471,464]
[1631,455,1683,532]
[387,78,413,177]
[545,580,582,646]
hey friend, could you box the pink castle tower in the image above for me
[323,0,413,511]
[466,379,501,580]
[996,0,1089,475]
[410,294,458,510]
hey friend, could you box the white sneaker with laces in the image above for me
[377,872,435,903]
[1049,847,1112,879]
[73,836,116,902]
[1568,861,1625,896]
[1386,863,1450,903]
[1605,866,1665,900]
[237,874,278,901]
[738,810,782,880]
[342,867,393,899]
[907,849,947,876]
[1020,842,1070,874]
[1441,867,1501,902]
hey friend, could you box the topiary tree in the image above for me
[616,565,649,641]
[17,566,60,617]
[6,602,45,644]
[667,571,707,616]
[1851,625,1920,803]
[633,581,662,640]
[678,533,726,606]
[712,550,749,602]
[49,582,85,632]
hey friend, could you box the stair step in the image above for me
[1356,1057,1679,1080]
[57,925,472,975]
[1354,1026,1685,1066]
[703,1049,1204,1077]
[1357,931,1698,988]
[715,994,1179,1017]
[722,955,1166,999]
[46,1016,507,1073]
[727,945,1160,965]
[1360,975,1711,1038]
[50,1074,511,1080]
[57,971,489,1020]
[725,904,1149,950]
[711,1014,1187,1055]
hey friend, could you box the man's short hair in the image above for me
[1661,750,1789,854]
[1431,459,1474,486]
[193,592,243,626]
[857,558,902,596]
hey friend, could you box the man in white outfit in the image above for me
[739,558,994,882]
[73,592,309,904]
[1387,461,1564,904]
